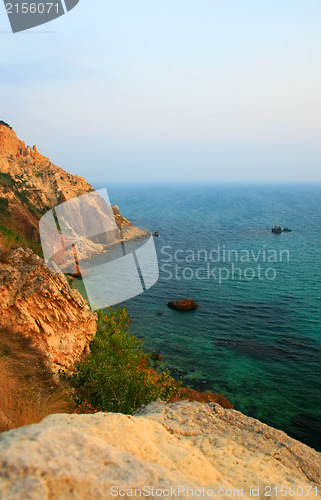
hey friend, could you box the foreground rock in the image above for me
[0,401,320,499]
[0,247,97,374]
[167,299,199,311]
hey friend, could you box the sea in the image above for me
[87,182,321,451]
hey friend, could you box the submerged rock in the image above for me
[167,299,199,311]
[272,225,292,233]
[150,352,162,361]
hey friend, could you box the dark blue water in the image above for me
[93,183,321,451]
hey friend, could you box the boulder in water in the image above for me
[167,299,199,311]
[271,225,292,233]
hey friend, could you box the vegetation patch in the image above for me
[15,190,30,205]
[0,173,14,188]
[69,308,232,414]
[15,190,43,216]
[0,197,10,216]
[0,306,231,429]
[0,224,43,257]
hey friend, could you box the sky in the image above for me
[1,0,321,184]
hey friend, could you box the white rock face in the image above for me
[0,401,320,499]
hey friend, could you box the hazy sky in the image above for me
[1,1,321,183]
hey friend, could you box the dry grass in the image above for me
[0,237,17,263]
[0,328,74,432]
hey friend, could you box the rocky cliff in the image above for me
[0,123,150,374]
[0,122,145,247]
[0,123,92,241]
[0,247,97,375]
[0,400,320,499]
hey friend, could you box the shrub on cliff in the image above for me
[0,224,43,257]
[0,172,14,189]
[70,308,232,414]
[70,308,182,414]
[0,198,9,215]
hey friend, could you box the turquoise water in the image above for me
[91,183,321,450]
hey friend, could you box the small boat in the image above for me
[154,231,159,237]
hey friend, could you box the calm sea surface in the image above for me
[87,183,321,450]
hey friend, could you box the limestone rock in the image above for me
[0,401,320,499]
[137,401,321,488]
[0,247,97,374]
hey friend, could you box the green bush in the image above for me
[0,197,9,216]
[0,224,43,257]
[0,224,24,245]
[64,275,73,286]
[70,308,181,414]
[15,190,29,204]
[0,173,14,188]
[14,190,42,216]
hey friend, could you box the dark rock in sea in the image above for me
[167,299,199,311]
[271,225,292,233]
[150,352,162,361]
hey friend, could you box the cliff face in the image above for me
[0,401,320,499]
[0,123,144,246]
[0,123,92,204]
[0,124,92,240]
[0,124,149,373]
[0,247,97,375]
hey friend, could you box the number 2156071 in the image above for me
[6,3,60,14]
